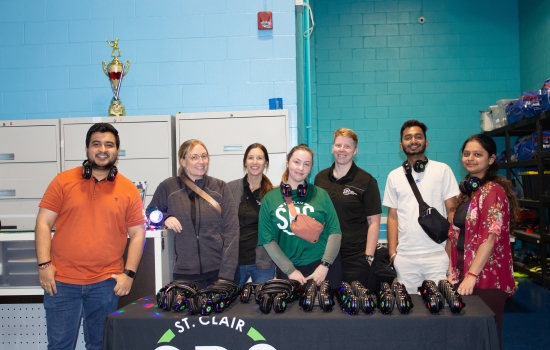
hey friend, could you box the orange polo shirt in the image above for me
[39,167,145,285]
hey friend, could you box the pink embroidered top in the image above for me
[448,181,515,296]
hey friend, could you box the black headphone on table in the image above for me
[336,282,360,315]
[392,282,413,314]
[280,181,308,197]
[255,281,294,314]
[82,160,118,182]
[459,176,487,195]
[376,282,395,315]
[438,279,465,314]
[317,280,335,312]
[350,281,376,315]
[418,280,445,314]
[156,280,199,312]
[402,158,429,174]
[299,279,317,312]
[240,282,262,303]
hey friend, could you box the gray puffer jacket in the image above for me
[227,177,274,270]
[148,175,239,281]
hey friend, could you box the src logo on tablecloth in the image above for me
[153,316,276,350]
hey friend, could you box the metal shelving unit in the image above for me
[486,111,550,288]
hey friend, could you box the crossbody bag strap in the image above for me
[180,176,222,216]
[405,172,427,206]
[284,196,297,217]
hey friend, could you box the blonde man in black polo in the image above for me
[314,128,382,290]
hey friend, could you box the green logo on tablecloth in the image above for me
[157,329,176,343]
[155,316,274,349]
[247,327,266,341]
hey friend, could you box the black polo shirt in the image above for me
[314,162,382,259]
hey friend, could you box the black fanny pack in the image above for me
[406,173,450,244]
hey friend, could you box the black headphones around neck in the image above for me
[402,158,429,174]
[280,181,308,197]
[82,160,118,182]
[459,176,486,195]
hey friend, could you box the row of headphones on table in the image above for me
[240,279,303,314]
[241,279,337,313]
[403,158,486,195]
[157,279,240,315]
[157,278,465,316]
[418,280,465,314]
[336,281,413,315]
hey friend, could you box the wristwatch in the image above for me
[320,261,331,269]
[446,270,452,277]
[365,255,375,264]
[123,269,136,279]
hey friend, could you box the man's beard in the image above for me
[402,142,426,156]
[88,156,117,171]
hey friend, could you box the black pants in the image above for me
[341,255,375,291]
[173,270,219,289]
[276,255,342,287]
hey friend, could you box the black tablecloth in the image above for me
[104,295,499,350]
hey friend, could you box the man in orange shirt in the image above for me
[34,123,146,350]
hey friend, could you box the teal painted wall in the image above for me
[309,0,521,200]
[519,0,550,92]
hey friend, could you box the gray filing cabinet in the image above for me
[60,115,175,206]
[176,110,289,183]
[0,119,60,231]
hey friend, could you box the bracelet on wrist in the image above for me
[38,260,51,267]
[38,262,52,270]
[389,253,397,261]
[446,270,452,277]
[466,271,479,281]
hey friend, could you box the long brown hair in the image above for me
[243,143,273,198]
[282,144,314,183]
[177,139,209,176]
[454,134,519,227]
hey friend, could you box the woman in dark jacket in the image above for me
[227,143,275,286]
[147,139,239,288]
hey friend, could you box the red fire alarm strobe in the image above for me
[258,11,273,30]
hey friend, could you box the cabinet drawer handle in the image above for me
[0,153,15,160]
[119,150,126,157]
[0,190,16,196]
[223,145,242,152]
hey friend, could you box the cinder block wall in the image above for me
[309,0,521,200]
[519,0,550,92]
[0,0,298,143]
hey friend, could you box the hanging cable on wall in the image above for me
[303,2,315,37]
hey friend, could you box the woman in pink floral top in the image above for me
[446,134,518,347]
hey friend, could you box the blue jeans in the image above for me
[238,264,275,286]
[44,279,119,350]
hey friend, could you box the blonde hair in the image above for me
[281,144,314,183]
[333,128,358,147]
[177,139,209,176]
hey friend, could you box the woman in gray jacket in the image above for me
[227,143,275,286]
[147,139,239,289]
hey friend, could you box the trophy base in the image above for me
[108,98,126,116]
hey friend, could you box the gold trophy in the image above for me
[102,38,130,116]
